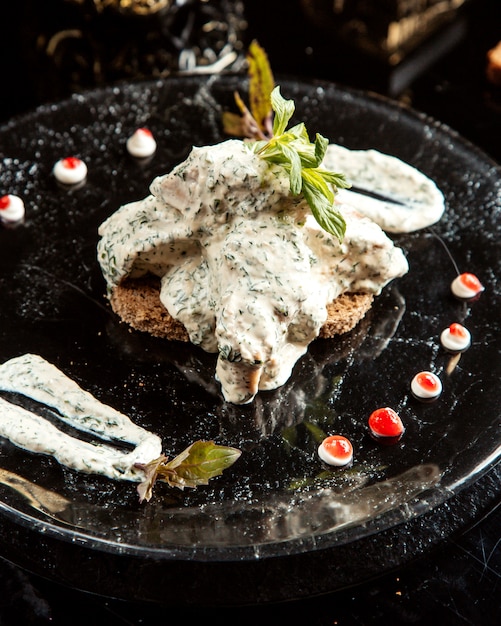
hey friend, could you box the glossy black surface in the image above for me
[0,72,500,607]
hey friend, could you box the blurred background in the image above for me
[1,0,500,161]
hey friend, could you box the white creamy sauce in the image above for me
[0,354,162,481]
[98,140,412,404]
[323,144,445,233]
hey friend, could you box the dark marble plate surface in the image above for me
[0,75,499,605]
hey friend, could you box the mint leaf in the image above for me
[302,175,346,241]
[314,133,329,167]
[222,41,274,140]
[136,455,168,503]
[278,142,302,195]
[162,440,241,490]
[255,87,349,241]
[221,45,350,241]
[271,87,295,136]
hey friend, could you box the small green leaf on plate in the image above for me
[136,441,241,502]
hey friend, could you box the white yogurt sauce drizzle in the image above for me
[323,144,445,233]
[0,354,162,481]
[98,140,411,404]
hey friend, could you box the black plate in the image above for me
[0,75,500,605]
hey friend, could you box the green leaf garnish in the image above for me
[247,40,275,137]
[271,87,295,136]
[252,87,349,241]
[136,440,241,503]
[222,40,274,140]
[222,42,350,240]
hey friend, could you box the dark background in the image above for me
[0,1,500,624]
[1,0,501,164]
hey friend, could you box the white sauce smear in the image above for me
[323,144,445,233]
[0,354,162,481]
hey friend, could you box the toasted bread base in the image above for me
[109,276,374,342]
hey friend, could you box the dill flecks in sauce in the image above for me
[98,139,410,404]
[0,354,162,481]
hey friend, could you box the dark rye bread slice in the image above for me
[109,275,374,341]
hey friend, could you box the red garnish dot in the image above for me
[0,195,10,210]
[449,322,468,339]
[138,127,153,137]
[459,272,483,293]
[324,436,352,458]
[62,157,81,169]
[411,371,442,402]
[416,372,439,391]
[368,407,405,439]
[451,272,484,300]
[318,435,353,466]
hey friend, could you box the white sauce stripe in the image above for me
[0,397,145,480]
[323,144,445,233]
[0,354,162,481]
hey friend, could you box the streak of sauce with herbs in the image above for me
[324,144,445,232]
[0,354,162,481]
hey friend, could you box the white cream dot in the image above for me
[53,157,88,185]
[0,194,25,223]
[126,128,157,158]
[450,273,484,299]
[411,371,442,400]
[440,324,471,352]
[318,436,353,466]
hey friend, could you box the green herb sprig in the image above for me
[223,42,349,240]
[136,440,241,502]
[250,87,349,241]
[222,40,275,140]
